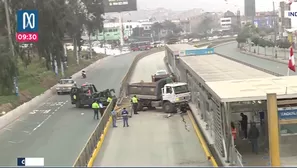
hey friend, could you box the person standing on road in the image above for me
[248,122,260,154]
[131,95,139,114]
[92,101,99,120]
[99,101,104,117]
[122,108,129,127]
[111,110,117,127]
[240,113,248,140]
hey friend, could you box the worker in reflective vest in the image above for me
[92,101,99,120]
[107,97,112,103]
[131,95,139,114]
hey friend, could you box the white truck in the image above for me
[127,78,191,113]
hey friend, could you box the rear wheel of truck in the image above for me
[163,102,174,113]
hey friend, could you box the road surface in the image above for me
[94,51,211,166]
[215,42,297,76]
[0,52,141,166]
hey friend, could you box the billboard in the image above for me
[254,17,274,28]
[244,0,256,17]
[103,0,137,13]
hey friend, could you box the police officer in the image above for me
[107,96,112,104]
[92,101,99,120]
[131,95,139,114]
[122,108,129,127]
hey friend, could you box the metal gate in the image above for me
[213,105,225,157]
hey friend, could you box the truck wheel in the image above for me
[137,103,143,111]
[76,101,81,108]
[163,102,174,113]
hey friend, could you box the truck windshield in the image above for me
[173,85,189,94]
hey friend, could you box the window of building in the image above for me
[126,25,129,29]
[108,29,112,32]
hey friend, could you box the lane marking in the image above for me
[23,131,30,134]
[4,128,11,131]
[30,115,52,134]
[16,119,26,122]
[8,140,23,144]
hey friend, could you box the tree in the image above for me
[0,0,105,95]
[195,16,213,36]
[151,22,163,35]
[251,35,260,53]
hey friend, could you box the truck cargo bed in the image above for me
[128,79,168,100]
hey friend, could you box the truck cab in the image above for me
[160,82,191,112]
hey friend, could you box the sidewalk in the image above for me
[240,45,297,67]
[244,45,297,61]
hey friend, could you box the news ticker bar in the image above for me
[17,157,44,167]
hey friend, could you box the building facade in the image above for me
[82,21,154,42]
[220,17,232,28]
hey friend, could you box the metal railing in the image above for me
[73,99,115,167]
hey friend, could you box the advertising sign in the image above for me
[103,0,137,13]
[278,107,297,120]
[184,48,215,56]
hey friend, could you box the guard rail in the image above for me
[73,99,115,167]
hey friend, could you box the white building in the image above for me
[104,21,153,37]
[220,17,232,28]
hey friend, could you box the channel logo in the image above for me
[17,10,38,32]
[17,157,44,167]
[285,10,297,18]
[16,10,39,42]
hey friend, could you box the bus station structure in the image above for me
[165,44,297,166]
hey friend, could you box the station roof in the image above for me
[206,76,297,102]
[166,44,197,52]
[180,54,273,82]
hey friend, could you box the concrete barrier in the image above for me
[0,55,106,130]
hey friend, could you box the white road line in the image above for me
[16,119,26,122]
[30,115,52,134]
[8,140,23,144]
[4,128,11,131]
[23,131,30,134]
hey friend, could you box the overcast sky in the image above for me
[137,0,284,12]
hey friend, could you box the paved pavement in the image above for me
[94,51,211,166]
[245,45,295,59]
[215,42,297,76]
[0,52,140,166]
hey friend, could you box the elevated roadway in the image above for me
[94,51,211,166]
[0,52,140,166]
[215,42,297,76]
